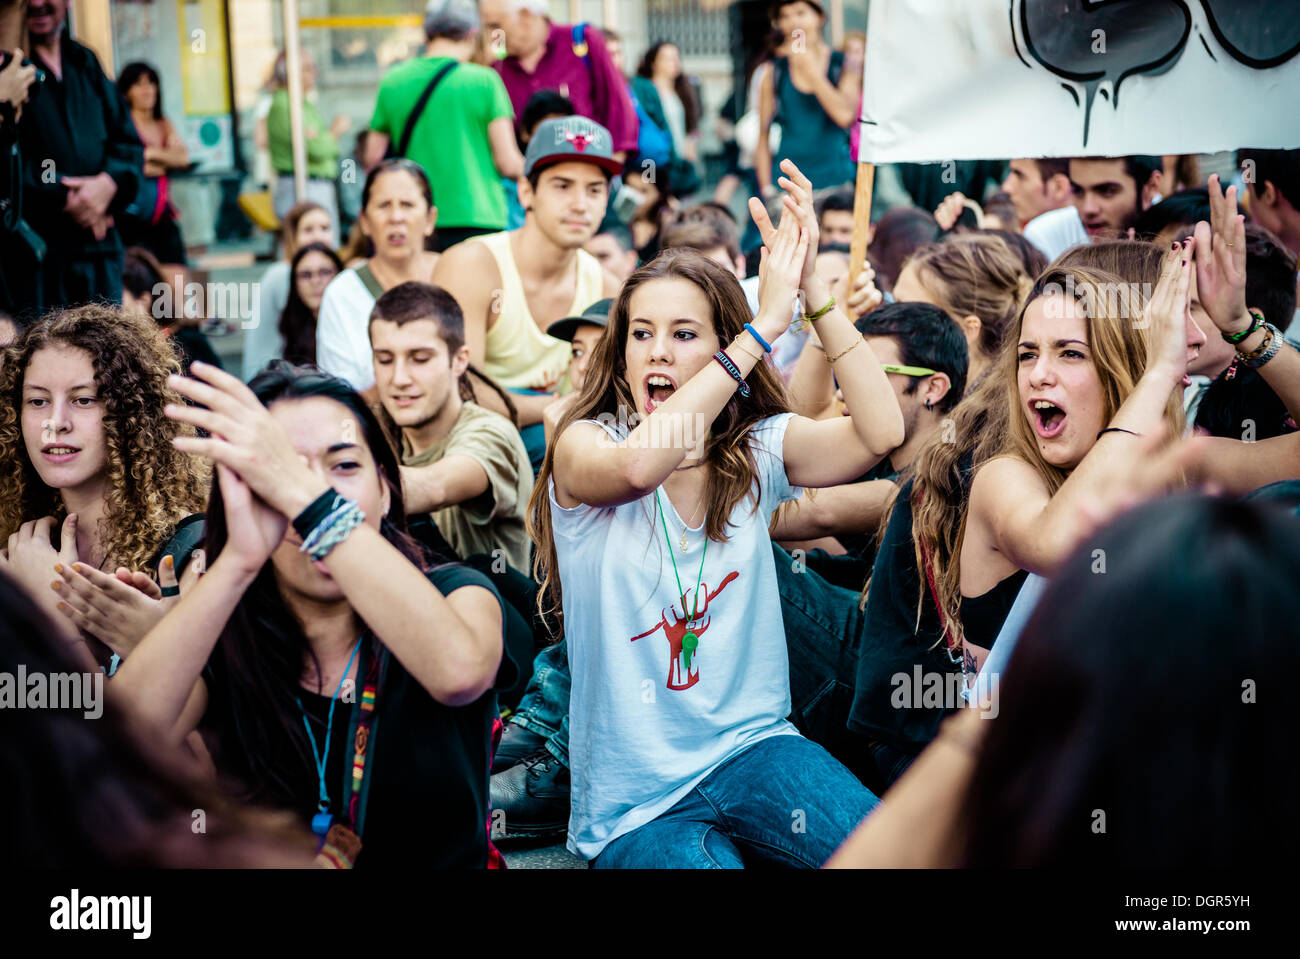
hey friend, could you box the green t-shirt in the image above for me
[266,89,339,180]
[370,57,514,230]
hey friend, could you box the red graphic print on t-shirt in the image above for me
[630,571,739,691]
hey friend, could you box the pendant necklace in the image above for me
[655,488,708,672]
[665,488,704,553]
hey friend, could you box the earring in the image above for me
[924,399,933,410]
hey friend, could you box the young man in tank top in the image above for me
[432,116,624,470]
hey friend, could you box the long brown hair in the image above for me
[873,370,1009,646]
[0,306,209,573]
[527,249,790,626]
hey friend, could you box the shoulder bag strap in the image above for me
[353,262,386,300]
[396,60,459,159]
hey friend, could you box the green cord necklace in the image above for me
[655,488,708,671]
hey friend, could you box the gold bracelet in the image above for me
[732,340,765,363]
[825,338,861,364]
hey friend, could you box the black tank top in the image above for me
[960,568,1029,651]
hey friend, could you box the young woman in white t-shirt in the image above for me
[529,160,905,867]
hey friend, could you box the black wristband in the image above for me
[292,488,342,540]
[1222,309,1263,345]
[1096,427,1141,440]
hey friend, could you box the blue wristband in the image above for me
[743,323,773,354]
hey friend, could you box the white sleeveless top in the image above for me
[478,230,604,392]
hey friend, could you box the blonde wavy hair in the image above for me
[866,241,1181,651]
[0,306,210,573]
[934,264,1184,642]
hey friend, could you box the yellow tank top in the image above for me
[479,230,605,392]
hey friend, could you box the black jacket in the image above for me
[17,31,144,255]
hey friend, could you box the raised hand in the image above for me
[839,262,883,320]
[213,462,289,576]
[749,158,821,294]
[1191,174,1249,335]
[934,192,969,232]
[1143,240,1195,386]
[755,210,811,337]
[164,361,328,522]
[0,50,38,119]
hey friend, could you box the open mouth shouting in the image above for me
[1030,398,1067,440]
[41,443,82,464]
[645,373,677,413]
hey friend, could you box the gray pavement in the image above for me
[501,841,587,870]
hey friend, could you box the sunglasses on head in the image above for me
[880,363,937,377]
[833,362,937,390]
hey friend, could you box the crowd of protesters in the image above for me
[1,0,1298,870]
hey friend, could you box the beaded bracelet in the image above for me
[1239,324,1284,370]
[712,350,752,398]
[299,498,366,561]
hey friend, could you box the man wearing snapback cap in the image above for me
[432,115,624,475]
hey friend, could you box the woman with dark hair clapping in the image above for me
[113,362,511,869]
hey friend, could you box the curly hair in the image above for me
[0,305,210,573]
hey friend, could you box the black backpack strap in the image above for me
[396,60,458,159]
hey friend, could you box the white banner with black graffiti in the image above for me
[859,0,1300,163]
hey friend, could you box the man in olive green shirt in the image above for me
[365,0,524,251]
[370,280,533,572]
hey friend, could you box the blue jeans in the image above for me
[511,544,869,775]
[511,639,570,765]
[772,544,874,782]
[592,734,879,868]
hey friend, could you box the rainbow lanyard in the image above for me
[655,489,708,670]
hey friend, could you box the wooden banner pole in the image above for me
[849,161,876,285]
